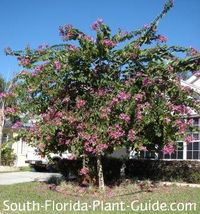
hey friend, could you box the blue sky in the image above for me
[1,0,200,81]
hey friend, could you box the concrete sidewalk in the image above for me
[0,172,62,185]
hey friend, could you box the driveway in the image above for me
[0,172,62,185]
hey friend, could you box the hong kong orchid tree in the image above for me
[5,0,200,189]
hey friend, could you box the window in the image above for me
[142,117,200,161]
[193,133,199,140]
[162,142,184,160]
[185,117,200,160]
[21,141,28,155]
[193,118,199,127]
[187,142,200,160]
[192,118,200,141]
[140,150,157,159]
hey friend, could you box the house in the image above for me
[141,75,200,161]
[112,75,200,161]
[1,119,34,167]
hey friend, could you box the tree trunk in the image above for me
[97,155,105,191]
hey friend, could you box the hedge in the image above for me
[125,159,200,183]
[58,158,200,184]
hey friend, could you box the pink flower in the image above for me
[157,35,167,43]
[139,146,148,152]
[79,167,89,176]
[194,71,200,77]
[119,113,130,122]
[66,154,77,160]
[62,96,70,103]
[0,93,6,99]
[100,107,111,119]
[102,39,116,48]
[78,187,86,194]
[162,144,175,155]
[28,88,33,93]
[96,144,108,153]
[187,119,193,126]
[185,135,195,144]
[54,60,61,70]
[19,57,30,66]
[175,119,188,134]
[171,104,189,115]
[142,77,152,86]
[31,72,36,77]
[110,97,120,107]
[45,135,52,142]
[107,189,114,197]
[108,124,125,140]
[116,91,131,101]
[76,123,86,130]
[12,121,22,129]
[94,89,106,97]
[135,109,142,121]
[58,138,70,145]
[19,70,29,75]
[91,18,103,30]
[54,112,63,118]
[35,64,44,72]
[57,131,64,137]
[130,53,138,59]
[188,47,198,56]
[128,129,136,141]
[78,132,91,140]
[0,92,16,99]
[5,107,17,114]
[134,93,144,102]
[76,99,86,109]
[67,45,79,51]
[80,35,94,43]
[164,117,171,124]
[59,24,75,40]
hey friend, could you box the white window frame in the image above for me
[163,116,200,161]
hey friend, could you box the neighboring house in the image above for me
[141,75,200,161]
[2,120,34,167]
[162,76,200,161]
[2,75,200,166]
[113,75,200,161]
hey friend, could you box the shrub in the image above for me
[125,159,200,183]
[46,175,64,185]
[57,158,82,178]
[1,142,16,166]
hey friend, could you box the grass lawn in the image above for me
[0,181,200,214]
